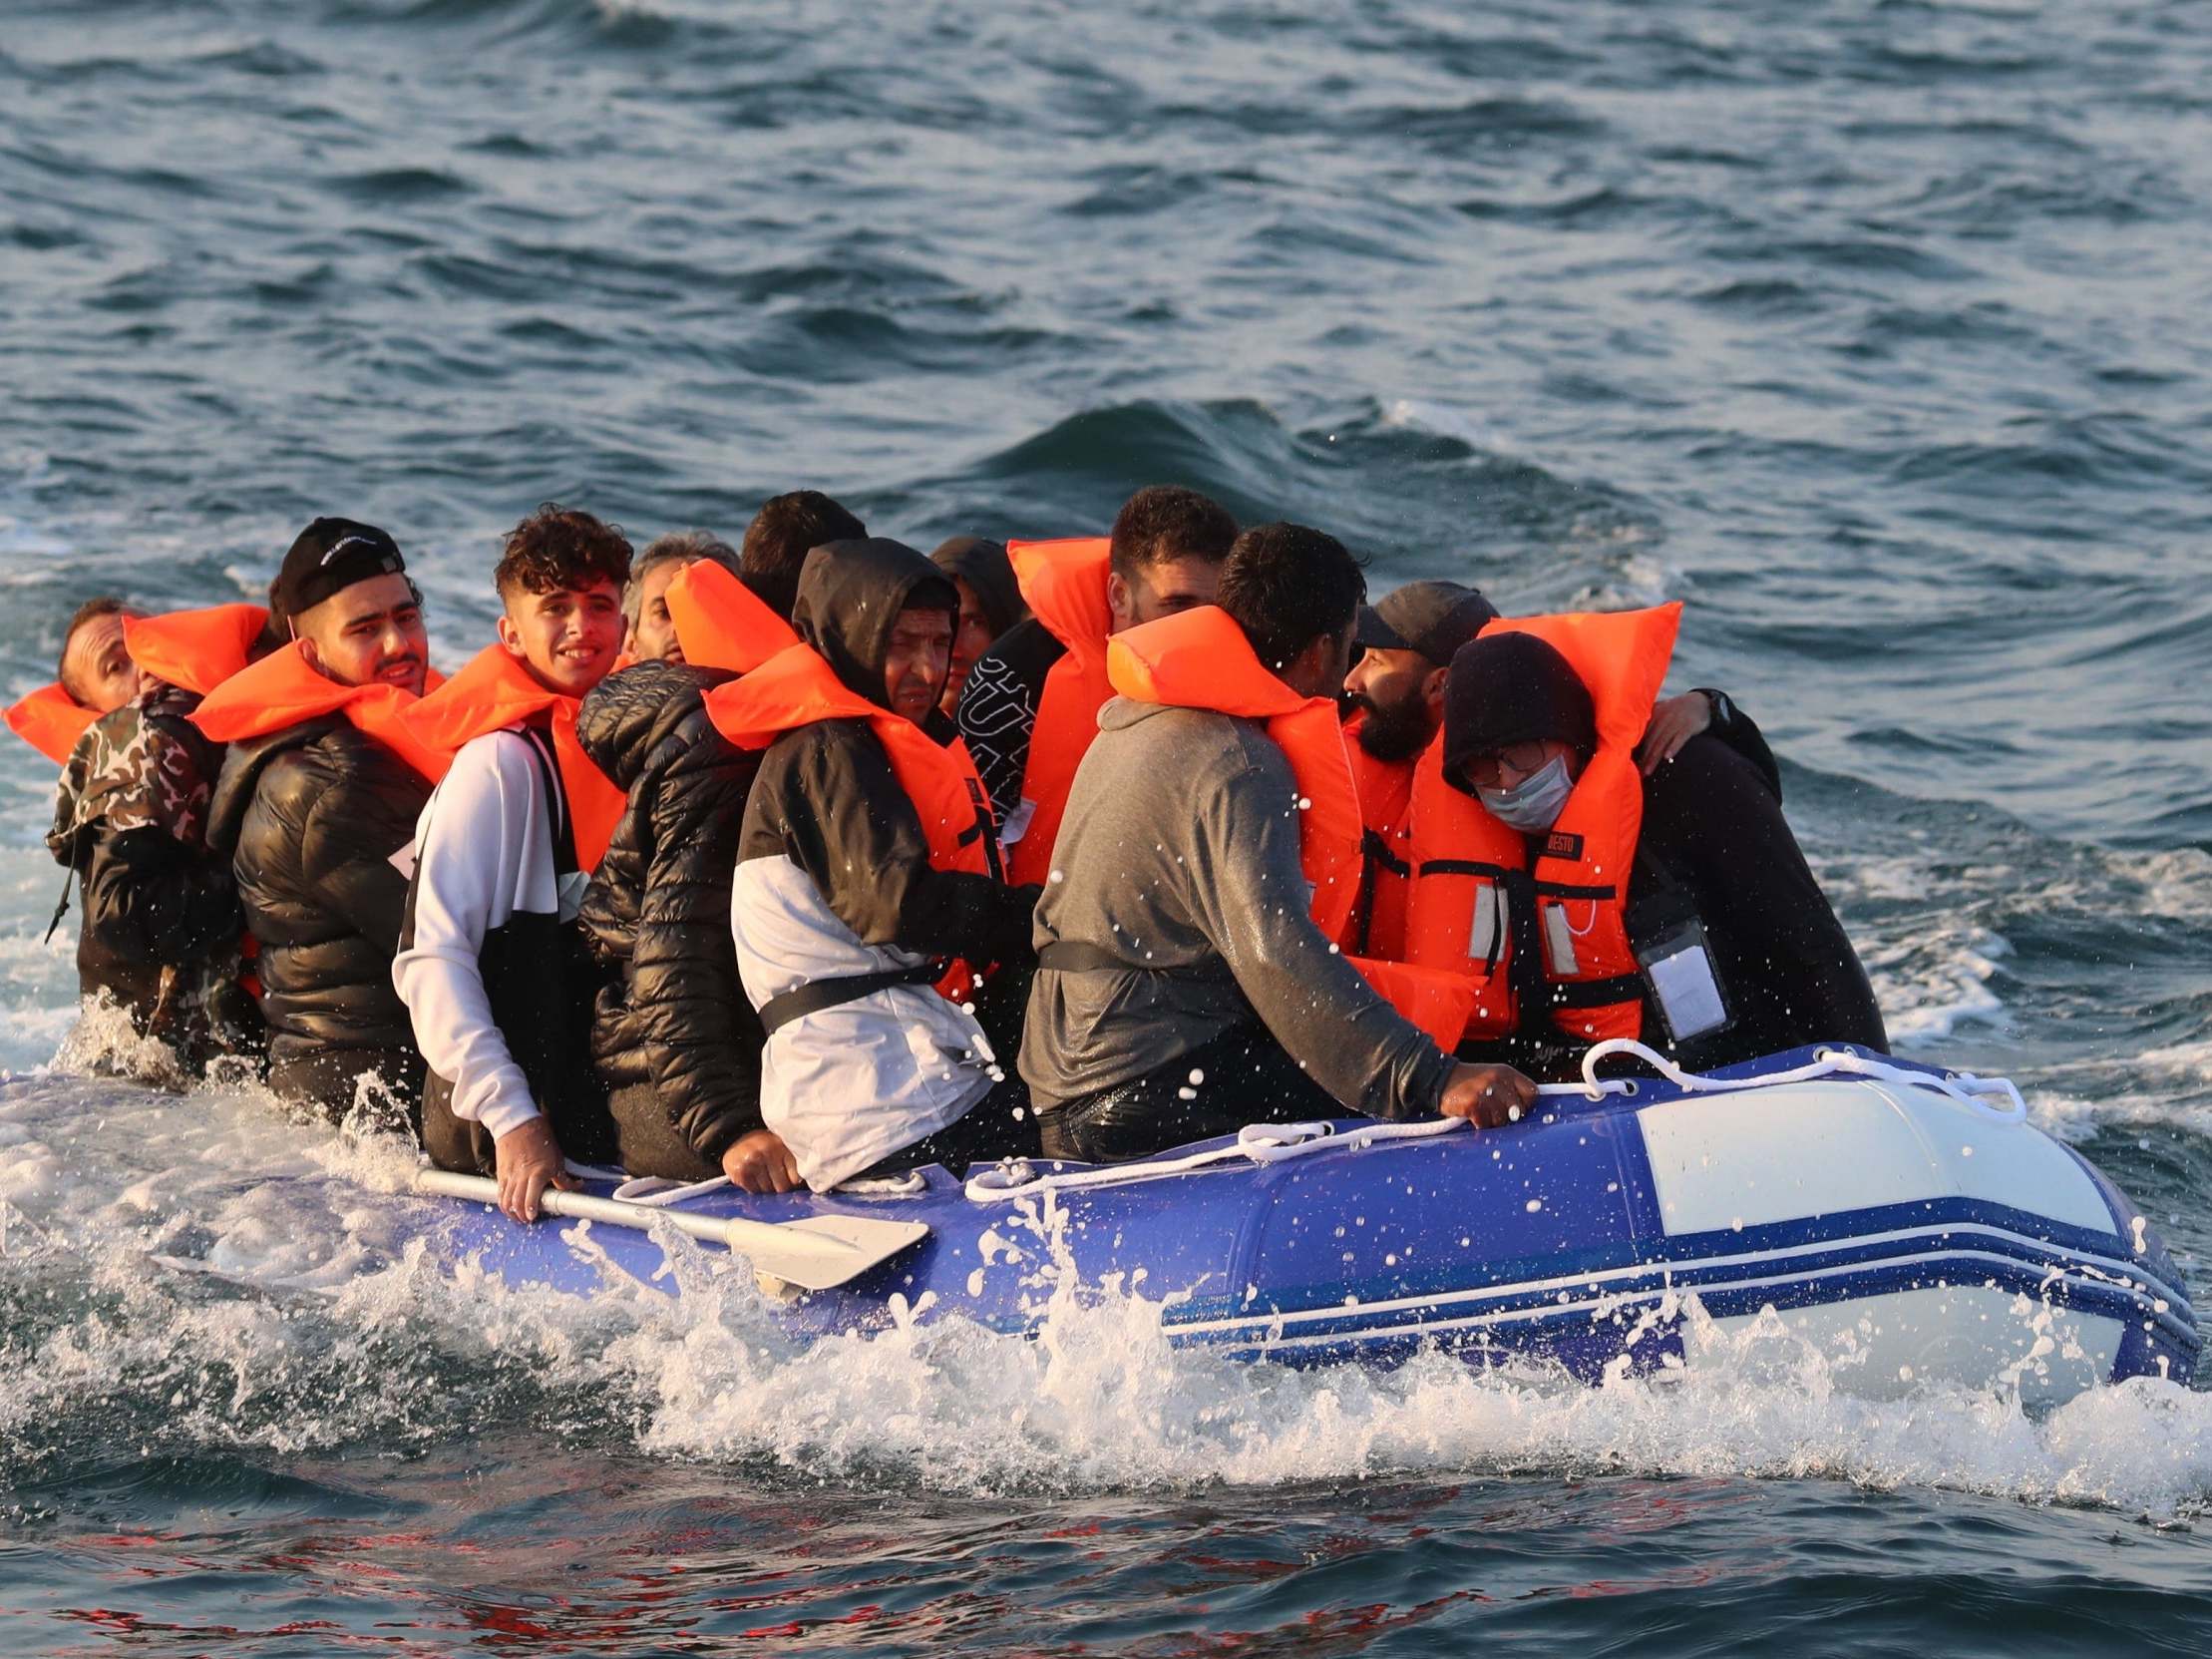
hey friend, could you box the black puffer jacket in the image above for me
[205,713,433,1061]
[576,660,766,1163]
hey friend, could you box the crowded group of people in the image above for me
[9,485,1889,1222]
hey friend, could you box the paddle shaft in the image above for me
[412,1168,874,1270]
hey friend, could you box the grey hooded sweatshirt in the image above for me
[1019,696,1456,1119]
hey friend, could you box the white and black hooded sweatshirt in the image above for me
[731,540,1038,1191]
[393,722,615,1172]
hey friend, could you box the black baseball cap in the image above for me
[271,518,407,630]
[1354,580,1500,669]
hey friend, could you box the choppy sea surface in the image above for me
[4,0,2211,1651]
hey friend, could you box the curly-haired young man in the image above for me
[395,506,634,1221]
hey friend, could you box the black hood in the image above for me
[929,536,1027,641]
[791,538,958,710]
[576,660,737,790]
[1442,631,1597,793]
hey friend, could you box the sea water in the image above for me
[2,0,2210,1651]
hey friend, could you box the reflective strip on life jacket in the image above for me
[188,640,451,782]
[1400,603,1681,1046]
[1107,605,1475,1042]
[6,683,100,765]
[401,643,625,873]
[1003,537,1114,887]
[122,605,269,697]
[666,561,800,674]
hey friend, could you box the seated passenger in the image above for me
[8,598,146,763]
[954,485,1236,876]
[927,536,1027,717]
[1438,628,1888,1075]
[712,538,1040,1191]
[737,491,866,622]
[44,604,272,1075]
[394,507,633,1222]
[621,529,739,665]
[575,565,799,1193]
[1343,578,1778,958]
[194,520,447,1124]
[1020,523,1536,1165]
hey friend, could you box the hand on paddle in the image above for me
[493,1116,576,1222]
[1438,1061,1540,1128]
[1636,690,1713,775]
[722,1128,802,1194]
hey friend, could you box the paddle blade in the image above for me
[723,1213,930,1292]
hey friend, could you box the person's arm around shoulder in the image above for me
[391,731,574,1222]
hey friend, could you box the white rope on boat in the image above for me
[965,1041,2028,1204]
[1576,1038,2028,1125]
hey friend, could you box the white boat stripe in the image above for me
[1173,1226,2157,1340]
[1198,1248,2156,1353]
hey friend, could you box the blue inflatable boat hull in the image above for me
[414,1047,2198,1403]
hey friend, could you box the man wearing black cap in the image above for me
[1343,579,1777,957]
[197,519,439,1122]
[1440,630,1886,1074]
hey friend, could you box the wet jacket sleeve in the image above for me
[782,721,1040,967]
[1194,756,1458,1120]
[1693,686,1783,800]
[1643,736,1888,1052]
[80,822,240,969]
[633,726,765,1161]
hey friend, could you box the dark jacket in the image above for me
[1476,732,1888,1077]
[204,712,433,1066]
[577,660,766,1164]
[954,615,1063,835]
[45,684,256,1068]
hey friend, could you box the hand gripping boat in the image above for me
[412,1043,2199,1405]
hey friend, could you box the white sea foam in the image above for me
[1,1066,2207,1517]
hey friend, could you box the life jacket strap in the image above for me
[757,963,942,1036]
[1036,940,1234,981]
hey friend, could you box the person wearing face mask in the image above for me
[1020,523,1538,1165]
[713,539,1042,1192]
[1343,579,1779,961]
[193,519,450,1124]
[1429,621,1887,1077]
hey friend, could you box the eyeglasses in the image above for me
[1459,741,1555,791]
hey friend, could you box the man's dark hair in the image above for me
[1215,522,1367,673]
[58,596,129,701]
[740,491,866,620]
[493,505,633,601]
[1108,485,1238,583]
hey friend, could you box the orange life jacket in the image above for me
[6,683,100,765]
[1106,607,1478,1050]
[123,605,269,697]
[705,640,998,1003]
[402,644,626,873]
[1343,723,1418,959]
[665,561,800,674]
[1002,538,1115,887]
[704,642,995,881]
[187,641,452,782]
[1399,603,1680,1046]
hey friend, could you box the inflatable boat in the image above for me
[407,1043,2199,1405]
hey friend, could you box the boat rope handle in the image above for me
[1577,1038,2028,1125]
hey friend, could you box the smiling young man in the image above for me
[711,539,1042,1191]
[193,519,447,1122]
[394,507,632,1221]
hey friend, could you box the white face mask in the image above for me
[1478,754,1575,833]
